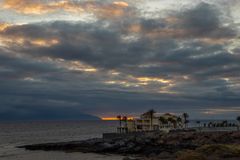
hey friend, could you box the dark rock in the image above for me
[157,151,173,158]
[123,157,139,160]
[19,131,240,158]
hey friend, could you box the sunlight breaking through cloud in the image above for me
[0,0,239,119]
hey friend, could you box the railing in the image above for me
[117,127,128,133]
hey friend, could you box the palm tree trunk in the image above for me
[151,115,153,130]
[119,120,122,133]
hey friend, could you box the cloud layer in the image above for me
[0,0,240,119]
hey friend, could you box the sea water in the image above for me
[0,120,123,160]
[0,119,237,160]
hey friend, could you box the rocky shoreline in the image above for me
[19,131,240,160]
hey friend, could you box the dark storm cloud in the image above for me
[1,23,52,39]
[0,1,239,119]
[0,82,239,119]
[1,21,151,69]
[0,79,239,119]
[0,49,62,81]
[179,3,236,38]
[1,3,237,68]
[181,3,220,35]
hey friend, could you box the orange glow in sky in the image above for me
[113,1,129,7]
[101,117,134,121]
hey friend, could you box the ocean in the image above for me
[0,120,237,160]
[0,120,123,160]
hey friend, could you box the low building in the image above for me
[116,111,240,133]
[117,111,184,133]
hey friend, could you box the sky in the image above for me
[0,0,240,120]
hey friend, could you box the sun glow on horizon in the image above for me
[101,117,134,121]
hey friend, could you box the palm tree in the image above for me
[177,117,183,128]
[185,120,189,128]
[208,122,213,127]
[117,115,122,133]
[196,121,201,127]
[122,116,127,126]
[222,120,228,127]
[122,116,128,133]
[168,117,177,128]
[236,116,240,130]
[182,113,189,128]
[159,116,167,128]
[203,123,206,127]
[144,109,156,130]
[237,116,240,122]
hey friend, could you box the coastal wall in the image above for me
[103,127,239,139]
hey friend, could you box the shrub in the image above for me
[177,150,207,160]
[196,144,240,158]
